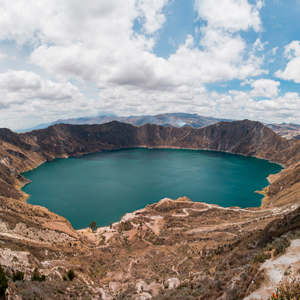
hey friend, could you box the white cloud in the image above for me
[188,0,267,83]
[136,0,169,34]
[270,47,278,56]
[0,70,84,108]
[195,0,263,32]
[253,38,267,51]
[28,3,266,93]
[214,80,300,123]
[243,92,300,123]
[23,0,265,88]
[245,78,280,99]
[274,41,300,83]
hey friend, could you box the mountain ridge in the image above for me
[18,113,300,142]
[17,113,233,132]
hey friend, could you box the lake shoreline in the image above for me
[22,148,282,230]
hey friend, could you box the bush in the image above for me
[31,269,46,282]
[253,251,266,263]
[266,231,296,257]
[0,265,8,296]
[272,236,290,255]
[67,270,76,281]
[119,221,133,231]
[63,275,67,281]
[241,272,247,281]
[13,270,24,282]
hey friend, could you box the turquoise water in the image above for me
[22,148,282,229]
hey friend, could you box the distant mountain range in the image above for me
[17,113,300,140]
[17,113,233,132]
[266,123,300,140]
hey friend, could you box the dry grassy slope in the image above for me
[1,120,300,299]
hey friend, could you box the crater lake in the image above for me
[22,148,282,229]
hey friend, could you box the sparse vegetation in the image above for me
[119,220,133,231]
[13,280,78,299]
[31,269,46,282]
[0,265,8,296]
[272,236,291,255]
[268,277,300,299]
[67,269,76,281]
[13,270,25,282]
[253,251,266,263]
[265,231,300,257]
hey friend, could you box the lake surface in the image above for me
[22,148,282,229]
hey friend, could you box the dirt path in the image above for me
[171,202,300,218]
[0,232,48,244]
[244,239,300,300]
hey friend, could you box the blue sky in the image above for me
[0,0,300,130]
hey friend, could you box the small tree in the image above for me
[89,221,97,232]
[0,265,8,296]
[67,270,76,281]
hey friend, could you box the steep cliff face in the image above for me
[24,119,300,166]
[0,128,46,199]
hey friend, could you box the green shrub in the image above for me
[266,231,297,257]
[273,236,290,255]
[253,251,266,263]
[67,270,76,281]
[13,270,24,282]
[0,265,8,296]
[31,269,46,282]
